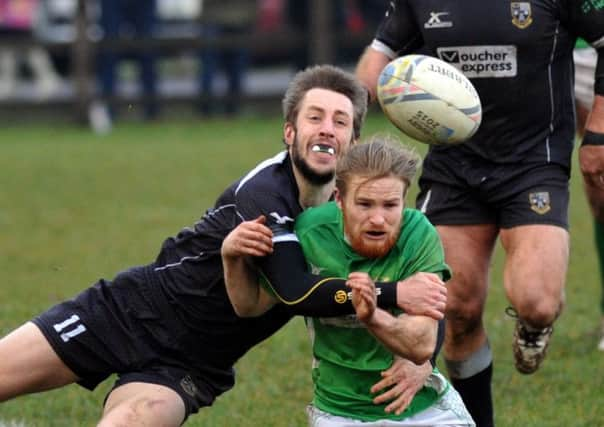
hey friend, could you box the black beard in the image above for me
[291,135,335,185]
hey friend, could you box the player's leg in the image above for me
[0,322,79,401]
[581,164,604,351]
[438,224,498,427]
[100,382,186,427]
[499,224,568,373]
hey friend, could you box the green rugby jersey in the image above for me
[295,202,451,421]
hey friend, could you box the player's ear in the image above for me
[283,122,295,147]
[334,188,344,209]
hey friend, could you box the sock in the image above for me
[451,363,494,427]
[446,341,494,427]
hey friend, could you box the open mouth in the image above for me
[366,231,386,238]
[311,144,335,155]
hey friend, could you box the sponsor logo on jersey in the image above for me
[511,2,533,29]
[437,46,517,78]
[334,290,349,304]
[424,11,453,29]
[269,212,294,225]
[529,191,551,214]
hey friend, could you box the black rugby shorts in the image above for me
[416,154,569,229]
[32,266,226,419]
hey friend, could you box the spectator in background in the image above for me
[198,0,256,116]
[286,0,385,70]
[0,0,60,100]
[574,38,604,352]
[90,0,159,133]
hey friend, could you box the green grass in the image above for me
[1,114,603,426]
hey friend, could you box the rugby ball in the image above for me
[377,54,482,145]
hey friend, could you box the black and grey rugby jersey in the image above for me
[149,151,301,368]
[373,0,604,165]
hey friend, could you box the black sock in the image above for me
[451,363,494,427]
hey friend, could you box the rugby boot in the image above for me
[506,306,553,374]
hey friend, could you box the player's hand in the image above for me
[370,357,431,415]
[396,272,447,320]
[347,272,376,323]
[221,216,273,258]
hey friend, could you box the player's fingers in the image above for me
[385,390,413,414]
[372,385,398,404]
[348,271,371,282]
[253,215,267,224]
[370,372,396,394]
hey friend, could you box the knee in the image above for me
[99,397,183,427]
[445,299,484,345]
[515,296,562,327]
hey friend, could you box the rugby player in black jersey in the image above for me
[354,1,604,426]
[0,65,446,426]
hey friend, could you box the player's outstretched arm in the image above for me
[355,47,390,102]
[349,272,438,365]
[222,216,278,317]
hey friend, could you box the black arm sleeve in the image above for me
[430,318,445,367]
[257,241,398,317]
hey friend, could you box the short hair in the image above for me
[335,135,422,196]
[282,65,368,139]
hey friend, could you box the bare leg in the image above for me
[500,224,568,374]
[500,225,568,327]
[438,224,498,427]
[0,322,79,402]
[439,224,498,360]
[100,382,186,427]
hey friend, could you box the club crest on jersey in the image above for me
[511,2,533,29]
[529,191,551,214]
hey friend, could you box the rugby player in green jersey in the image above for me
[223,136,474,426]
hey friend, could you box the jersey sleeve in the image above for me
[565,0,604,47]
[256,241,398,317]
[403,212,452,281]
[373,0,423,56]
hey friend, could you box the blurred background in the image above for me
[0,0,388,131]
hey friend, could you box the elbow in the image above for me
[406,342,434,365]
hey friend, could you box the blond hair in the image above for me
[336,135,421,196]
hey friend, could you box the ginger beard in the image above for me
[339,176,405,259]
[343,209,400,258]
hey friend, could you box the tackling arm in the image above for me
[222,218,446,318]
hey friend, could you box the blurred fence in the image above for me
[0,0,376,124]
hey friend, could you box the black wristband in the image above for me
[376,281,398,309]
[581,130,604,146]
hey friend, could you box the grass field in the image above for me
[1,114,603,426]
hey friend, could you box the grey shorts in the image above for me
[416,154,570,230]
